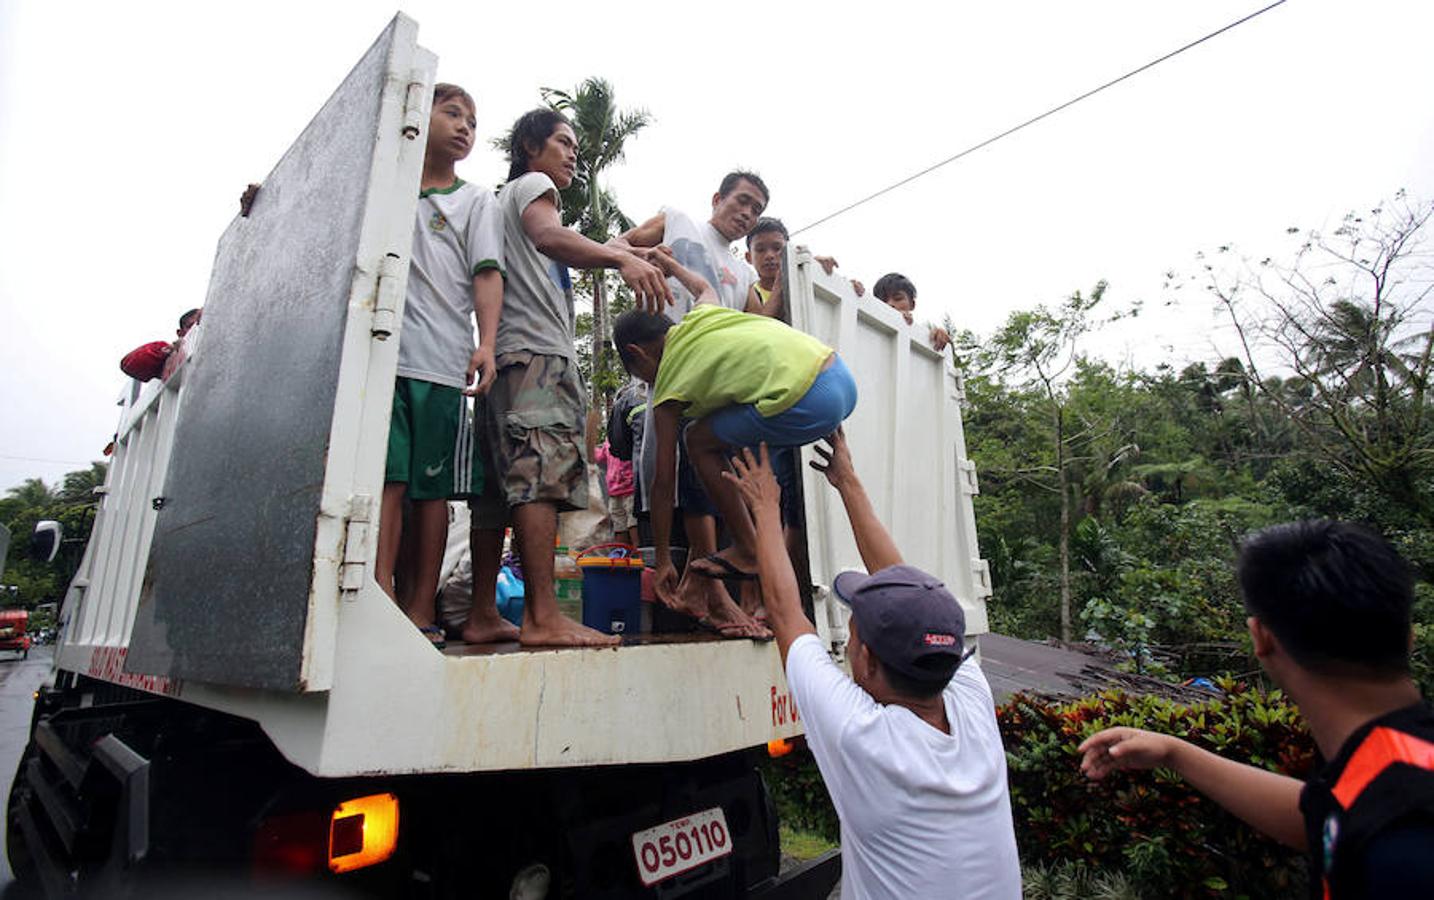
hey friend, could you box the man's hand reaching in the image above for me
[809,427,856,490]
[723,444,782,523]
[634,244,675,265]
[618,253,674,314]
[1078,727,1178,780]
[723,443,815,660]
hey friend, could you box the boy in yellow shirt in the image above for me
[613,257,857,636]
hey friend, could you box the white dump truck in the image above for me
[7,14,990,898]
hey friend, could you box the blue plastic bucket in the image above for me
[578,554,644,635]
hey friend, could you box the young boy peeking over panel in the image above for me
[873,272,951,352]
[743,217,788,318]
[613,257,858,636]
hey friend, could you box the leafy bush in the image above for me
[1022,860,1140,900]
[761,749,839,843]
[999,682,1313,899]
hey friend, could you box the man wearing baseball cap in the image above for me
[724,431,1020,899]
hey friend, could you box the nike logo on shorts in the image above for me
[424,463,444,477]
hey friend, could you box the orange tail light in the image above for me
[328,792,399,873]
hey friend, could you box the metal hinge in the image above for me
[949,368,967,402]
[371,253,404,340]
[972,558,993,599]
[340,495,374,593]
[401,80,426,140]
[958,459,980,496]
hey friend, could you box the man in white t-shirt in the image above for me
[723,432,1022,899]
[615,171,768,317]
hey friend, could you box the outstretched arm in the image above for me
[649,403,683,604]
[651,252,719,307]
[725,445,816,663]
[1078,727,1307,850]
[809,428,902,573]
[612,211,667,251]
[520,194,672,313]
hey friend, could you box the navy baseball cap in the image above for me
[833,564,966,687]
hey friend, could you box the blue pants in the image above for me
[706,355,857,449]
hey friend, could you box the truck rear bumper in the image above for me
[748,850,841,900]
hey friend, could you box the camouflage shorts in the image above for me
[470,352,588,528]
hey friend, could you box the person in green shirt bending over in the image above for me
[612,255,858,636]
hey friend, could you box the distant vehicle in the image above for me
[0,609,31,660]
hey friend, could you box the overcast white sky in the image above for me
[2,0,1432,492]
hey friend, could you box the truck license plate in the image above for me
[631,806,733,887]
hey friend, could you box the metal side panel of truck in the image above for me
[21,12,987,898]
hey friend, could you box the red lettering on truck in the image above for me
[87,646,182,697]
[769,685,800,726]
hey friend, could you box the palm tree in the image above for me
[6,478,56,508]
[540,78,651,407]
[58,462,107,504]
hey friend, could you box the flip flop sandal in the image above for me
[419,624,447,649]
[689,554,759,582]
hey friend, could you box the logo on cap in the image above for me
[923,633,957,647]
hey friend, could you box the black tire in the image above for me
[6,745,39,889]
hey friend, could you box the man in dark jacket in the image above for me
[1079,520,1434,899]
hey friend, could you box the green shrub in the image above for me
[761,749,839,843]
[1022,860,1141,899]
[999,681,1313,899]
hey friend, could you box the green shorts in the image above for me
[385,376,484,501]
[470,352,588,528]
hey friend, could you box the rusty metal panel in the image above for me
[124,18,421,690]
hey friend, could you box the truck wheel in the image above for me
[6,745,39,887]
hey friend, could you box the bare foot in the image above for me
[699,581,772,640]
[663,573,712,619]
[520,614,621,648]
[460,611,521,644]
[737,580,766,619]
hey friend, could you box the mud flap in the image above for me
[746,850,841,899]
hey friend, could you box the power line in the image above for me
[0,455,100,467]
[791,0,1289,236]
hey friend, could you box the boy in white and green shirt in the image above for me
[379,83,513,649]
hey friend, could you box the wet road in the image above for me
[0,646,52,896]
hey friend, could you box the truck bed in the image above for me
[53,16,989,780]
